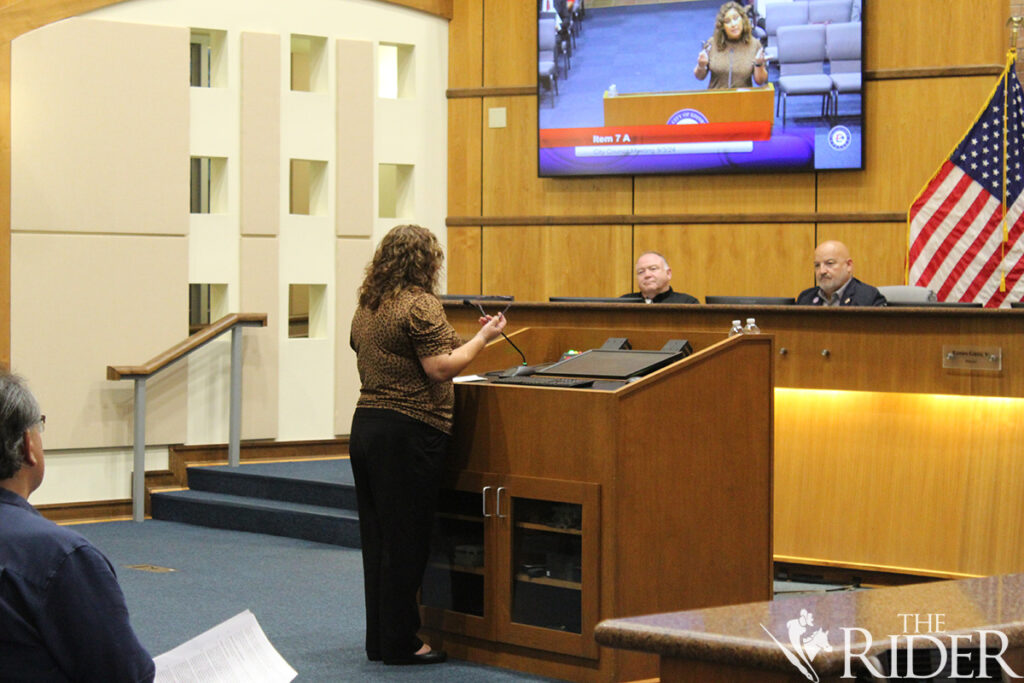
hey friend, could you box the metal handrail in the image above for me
[107,313,268,521]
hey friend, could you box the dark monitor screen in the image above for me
[548,296,643,303]
[537,349,684,379]
[705,295,795,305]
[1011,302,1024,309]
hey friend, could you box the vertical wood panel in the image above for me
[482,225,633,300]
[446,225,481,294]
[336,39,374,237]
[241,32,280,237]
[448,97,481,216]
[635,174,816,215]
[634,224,815,302]
[482,0,533,87]
[448,0,482,89]
[482,96,632,216]
[817,77,1000,214]
[869,0,1005,71]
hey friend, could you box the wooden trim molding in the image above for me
[444,66,1006,101]
[446,212,907,227]
[447,86,537,98]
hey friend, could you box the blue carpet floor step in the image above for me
[150,458,361,548]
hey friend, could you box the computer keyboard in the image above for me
[491,375,594,388]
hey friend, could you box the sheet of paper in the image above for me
[453,375,488,383]
[154,610,297,683]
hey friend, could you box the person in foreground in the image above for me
[0,372,155,682]
[694,1,768,90]
[796,240,887,306]
[620,251,699,304]
[349,224,507,666]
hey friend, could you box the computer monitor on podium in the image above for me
[537,349,685,380]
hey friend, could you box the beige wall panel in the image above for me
[635,172,816,215]
[483,0,532,87]
[869,0,1005,71]
[634,224,815,301]
[335,237,374,435]
[11,18,188,234]
[446,226,481,294]
[449,0,482,89]
[241,32,281,237]
[12,233,187,449]
[775,390,1024,576]
[336,39,374,237]
[482,97,632,216]
[818,77,999,214]
[448,97,481,216]
[814,222,907,289]
[481,225,632,301]
[240,237,278,439]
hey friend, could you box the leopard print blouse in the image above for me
[350,289,462,434]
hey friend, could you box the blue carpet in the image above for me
[70,520,559,682]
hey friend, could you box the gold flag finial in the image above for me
[1008,16,1024,52]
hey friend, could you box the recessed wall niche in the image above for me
[291,34,327,92]
[378,163,413,218]
[289,284,327,339]
[377,42,415,99]
[190,156,227,214]
[188,283,228,334]
[190,28,227,88]
[290,159,327,216]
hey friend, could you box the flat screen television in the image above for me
[537,0,863,177]
[705,295,796,305]
[537,348,685,379]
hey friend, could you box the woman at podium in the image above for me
[348,224,506,666]
[694,1,768,89]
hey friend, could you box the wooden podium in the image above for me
[603,85,775,127]
[419,326,774,682]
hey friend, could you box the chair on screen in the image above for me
[775,23,833,121]
[808,0,852,24]
[763,1,809,62]
[876,285,937,304]
[826,21,862,118]
[539,18,559,104]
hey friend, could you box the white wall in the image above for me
[10,0,448,504]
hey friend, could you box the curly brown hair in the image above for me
[358,224,444,310]
[713,1,752,51]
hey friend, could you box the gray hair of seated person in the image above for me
[0,372,41,480]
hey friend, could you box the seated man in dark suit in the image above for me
[796,240,887,306]
[620,251,699,304]
[0,372,155,682]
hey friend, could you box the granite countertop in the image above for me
[594,574,1024,676]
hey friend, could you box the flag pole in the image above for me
[1003,18,1023,292]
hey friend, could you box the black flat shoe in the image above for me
[382,649,447,665]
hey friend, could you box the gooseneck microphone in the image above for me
[462,299,527,366]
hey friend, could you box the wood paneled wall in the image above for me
[446,0,1009,302]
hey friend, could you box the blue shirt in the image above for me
[0,487,155,682]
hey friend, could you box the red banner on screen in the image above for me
[539,121,772,148]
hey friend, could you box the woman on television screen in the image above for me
[694,1,767,89]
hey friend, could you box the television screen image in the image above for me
[537,0,863,177]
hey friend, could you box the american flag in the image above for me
[907,61,1024,308]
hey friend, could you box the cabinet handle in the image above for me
[482,486,492,517]
[496,487,507,518]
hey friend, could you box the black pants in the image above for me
[348,408,449,660]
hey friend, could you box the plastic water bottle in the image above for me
[744,318,761,334]
[728,320,743,337]
[607,83,618,97]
